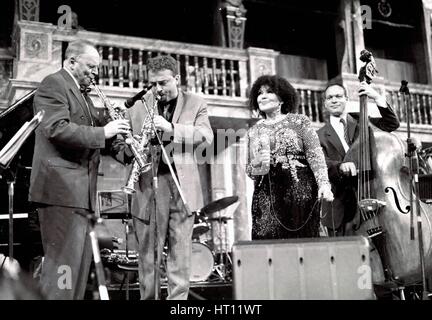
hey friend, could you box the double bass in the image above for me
[344,50,432,288]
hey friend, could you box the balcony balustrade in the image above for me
[3,21,432,132]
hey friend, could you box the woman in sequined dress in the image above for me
[246,75,333,240]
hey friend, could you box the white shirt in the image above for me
[63,67,80,89]
[330,114,349,152]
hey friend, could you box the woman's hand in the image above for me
[251,149,271,168]
[318,184,334,202]
[258,149,271,167]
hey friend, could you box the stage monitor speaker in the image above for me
[232,236,374,300]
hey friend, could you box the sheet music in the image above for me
[0,110,44,169]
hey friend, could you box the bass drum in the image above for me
[190,242,214,282]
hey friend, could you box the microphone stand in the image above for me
[400,80,430,299]
[142,97,193,300]
[75,212,109,300]
[150,136,161,300]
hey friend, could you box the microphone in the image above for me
[124,84,153,108]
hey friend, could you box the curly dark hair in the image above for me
[249,75,299,117]
[147,55,178,75]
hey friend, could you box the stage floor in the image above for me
[85,280,233,300]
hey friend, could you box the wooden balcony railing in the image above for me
[386,82,432,126]
[292,80,327,123]
[97,46,243,98]
[53,32,249,99]
[7,21,432,128]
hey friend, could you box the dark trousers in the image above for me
[38,206,93,300]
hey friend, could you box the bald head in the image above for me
[64,40,100,87]
[65,40,98,60]
[323,84,348,117]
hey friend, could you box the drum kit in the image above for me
[100,195,239,287]
[189,195,239,283]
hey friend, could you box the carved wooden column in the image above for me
[206,125,252,249]
[6,20,61,105]
[233,135,252,242]
[13,21,60,82]
[422,0,432,84]
[336,0,384,115]
[336,0,366,78]
[215,0,247,49]
[335,0,356,75]
[351,0,366,75]
[208,139,236,253]
[15,0,40,22]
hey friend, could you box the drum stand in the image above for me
[117,211,133,300]
[211,214,232,283]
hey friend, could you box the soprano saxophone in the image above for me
[90,80,149,170]
[121,95,160,194]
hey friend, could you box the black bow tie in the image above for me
[80,86,91,94]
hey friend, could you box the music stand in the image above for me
[0,109,43,263]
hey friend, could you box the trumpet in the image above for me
[91,80,149,170]
[122,95,160,194]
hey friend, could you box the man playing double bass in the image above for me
[317,82,400,236]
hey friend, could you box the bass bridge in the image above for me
[358,198,386,237]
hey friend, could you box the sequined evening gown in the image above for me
[246,114,331,240]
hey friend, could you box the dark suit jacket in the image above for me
[29,69,107,211]
[123,90,214,219]
[317,104,400,229]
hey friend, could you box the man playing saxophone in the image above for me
[29,39,130,299]
[114,55,213,300]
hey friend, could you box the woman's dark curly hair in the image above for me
[249,75,299,118]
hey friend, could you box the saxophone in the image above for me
[91,80,149,171]
[122,95,159,194]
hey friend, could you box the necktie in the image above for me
[163,105,170,120]
[79,85,94,126]
[340,118,350,145]
[80,85,91,95]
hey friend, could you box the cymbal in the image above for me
[199,196,239,215]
